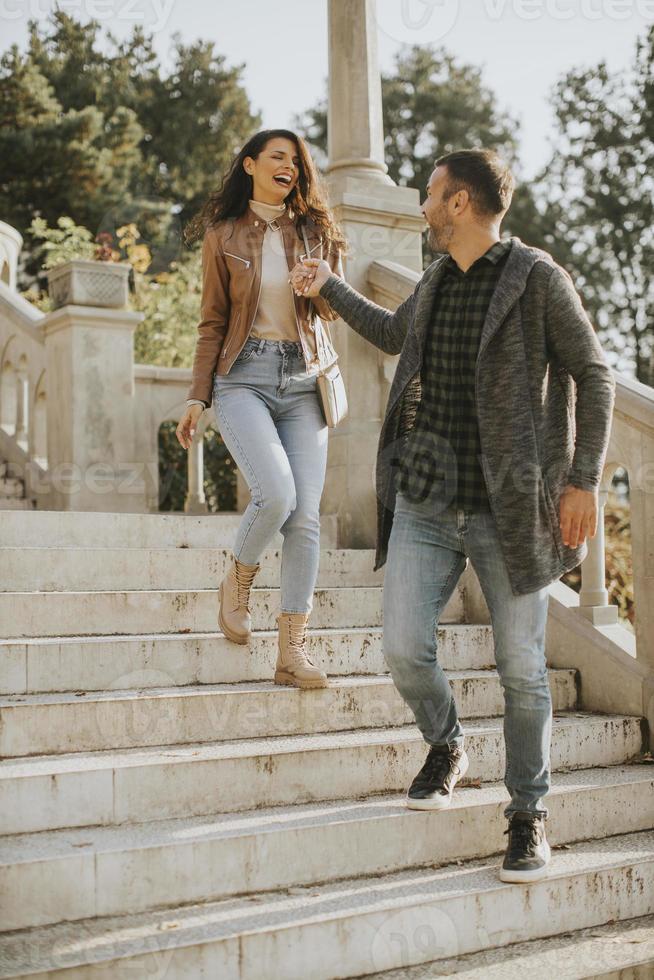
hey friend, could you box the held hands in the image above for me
[288,258,332,297]
[559,484,598,548]
[176,403,204,451]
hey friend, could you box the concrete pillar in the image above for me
[42,305,147,512]
[327,0,391,184]
[631,483,654,672]
[578,488,618,625]
[14,371,29,450]
[185,428,208,514]
[323,0,425,548]
[0,221,22,291]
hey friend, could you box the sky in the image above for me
[2,0,651,178]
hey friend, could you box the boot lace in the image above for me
[234,561,258,608]
[413,744,462,790]
[504,817,541,856]
[286,618,315,669]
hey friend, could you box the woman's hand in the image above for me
[176,404,205,450]
[289,258,333,297]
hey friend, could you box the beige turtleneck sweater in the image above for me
[185,199,315,407]
[248,198,309,347]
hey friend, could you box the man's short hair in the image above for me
[434,148,515,217]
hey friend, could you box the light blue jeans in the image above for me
[212,336,328,614]
[383,489,552,818]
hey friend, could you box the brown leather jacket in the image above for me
[187,205,344,406]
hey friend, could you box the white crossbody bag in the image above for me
[301,227,348,428]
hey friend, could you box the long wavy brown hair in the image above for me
[184,129,348,255]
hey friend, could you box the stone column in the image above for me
[578,487,618,625]
[327,0,391,184]
[0,220,23,291]
[631,470,654,673]
[42,303,147,512]
[322,0,424,549]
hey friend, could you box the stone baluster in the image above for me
[185,423,208,514]
[578,486,618,625]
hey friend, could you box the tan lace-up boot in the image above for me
[218,556,260,644]
[274,612,329,688]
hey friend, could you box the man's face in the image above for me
[421,165,455,252]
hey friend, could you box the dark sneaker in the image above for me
[499,812,551,882]
[406,742,469,810]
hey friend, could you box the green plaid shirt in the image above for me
[397,238,513,510]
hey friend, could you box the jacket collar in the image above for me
[241,203,297,229]
[477,237,539,358]
[413,237,540,357]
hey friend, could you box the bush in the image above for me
[25,218,236,512]
[158,421,237,513]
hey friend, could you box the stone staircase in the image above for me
[0,457,33,510]
[0,510,652,979]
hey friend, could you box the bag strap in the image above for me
[300,225,338,370]
[301,224,324,261]
[301,225,308,257]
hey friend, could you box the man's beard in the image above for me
[428,221,453,253]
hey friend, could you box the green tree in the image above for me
[0,45,143,236]
[538,27,653,385]
[1,11,260,257]
[295,45,552,265]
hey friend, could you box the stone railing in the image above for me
[599,374,654,671]
[133,364,214,514]
[0,223,205,513]
[367,257,654,699]
[0,279,49,502]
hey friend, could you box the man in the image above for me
[290,148,615,883]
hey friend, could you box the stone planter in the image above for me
[46,259,131,310]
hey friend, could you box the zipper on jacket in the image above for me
[221,312,241,358]
[222,267,263,363]
[223,250,251,268]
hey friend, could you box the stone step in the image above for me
[0,547,385,592]
[366,913,654,979]
[0,510,339,549]
[0,669,578,757]
[0,625,495,695]
[0,829,652,979]
[0,712,643,835]
[0,585,465,640]
[1,765,651,932]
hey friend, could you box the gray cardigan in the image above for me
[319,237,616,595]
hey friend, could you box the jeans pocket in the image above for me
[235,344,257,363]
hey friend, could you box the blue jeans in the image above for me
[383,490,552,818]
[212,336,328,614]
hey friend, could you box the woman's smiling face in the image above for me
[244,137,301,205]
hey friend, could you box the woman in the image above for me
[176,129,346,689]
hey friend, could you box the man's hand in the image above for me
[289,258,332,297]
[559,484,598,548]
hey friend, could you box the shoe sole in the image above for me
[218,583,250,646]
[499,841,552,883]
[405,749,470,810]
[274,670,330,689]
